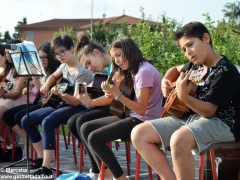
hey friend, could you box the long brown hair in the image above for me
[109,38,146,87]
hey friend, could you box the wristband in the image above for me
[115,92,122,101]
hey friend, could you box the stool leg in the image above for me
[79,143,84,173]
[115,141,120,151]
[100,162,106,180]
[72,135,77,164]
[11,131,15,161]
[209,149,218,180]
[56,127,60,176]
[135,151,141,180]
[99,142,112,180]
[3,123,7,153]
[67,130,71,145]
[147,164,153,180]
[61,125,68,149]
[199,154,205,180]
[125,141,131,176]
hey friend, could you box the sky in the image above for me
[0,0,236,35]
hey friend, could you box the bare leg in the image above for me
[115,175,127,180]
[104,168,113,177]
[42,150,54,169]
[99,169,127,180]
[12,124,26,142]
[32,141,43,158]
[170,127,196,180]
[131,122,176,180]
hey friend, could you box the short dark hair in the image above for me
[51,34,74,51]
[174,21,213,47]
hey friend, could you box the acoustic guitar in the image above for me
[41,77,74,108]
[78,73,108,99]
[0,78,13,93]
[107,72,134,118]
[86,73,108,99]
[160,65,209,118]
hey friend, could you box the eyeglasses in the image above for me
[54,49,67,57]
[39,55,48,60]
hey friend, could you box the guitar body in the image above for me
[160,65,209,118]
[110,81,134,118]
[1,79,13,93]
[110,99,126,118]
[41,77,72,109]
[160,89,189,118]
[42,94,64,109]
[87,73,108,99]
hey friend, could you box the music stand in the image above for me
[2,41,45,176]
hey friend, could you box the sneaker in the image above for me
[31,166,53,178]
[97,176,113,180]
[30,158,43,170]
[87,169,99,180]
[87,172,99,180]
[6,144,13,149]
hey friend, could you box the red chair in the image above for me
[199,142,240,180]
[55,124,84,176]
[55,125,71,176]
[99,140,153,180]
[3,122,16,161]
[134,151,154,180]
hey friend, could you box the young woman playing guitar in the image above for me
[80,38,163,180]
[0,40,27,147]
[67,42,116,180]
[3,42,60,164]
[21,35,93,177]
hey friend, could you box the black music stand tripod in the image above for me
[1,42,45,178]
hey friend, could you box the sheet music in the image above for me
[9,41,46,76]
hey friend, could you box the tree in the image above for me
[128,10,184,75]
[13,17,27,39]
[53,26,77,44]
[222,1,240,26]
[0,32,3,43]
[3,31,12,43]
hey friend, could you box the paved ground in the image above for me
[0,136,201,180]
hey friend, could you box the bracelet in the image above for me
[115,92,122,101]
[87,99,94,109]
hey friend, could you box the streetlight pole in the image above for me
[90,0,93,40]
